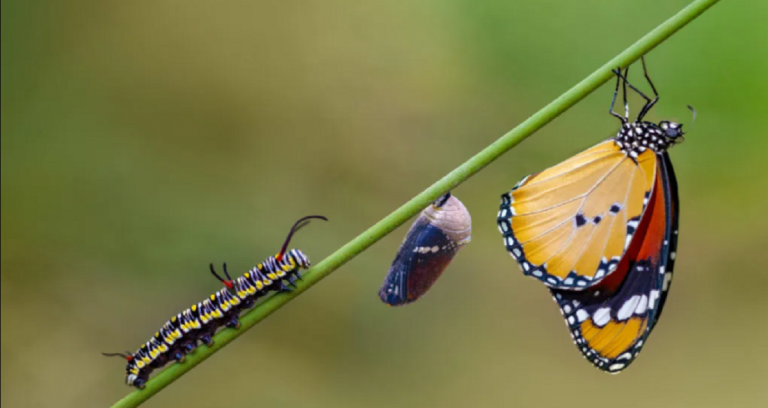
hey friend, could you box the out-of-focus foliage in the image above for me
[2,1,766,407]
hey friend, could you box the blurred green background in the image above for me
[2,1,767,407]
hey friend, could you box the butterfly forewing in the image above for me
[498,140,656,289]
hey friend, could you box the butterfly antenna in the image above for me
[277,215,328,261]
[687,105,697,128]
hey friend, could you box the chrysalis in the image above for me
[379,192,471,306]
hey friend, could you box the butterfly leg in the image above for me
[637,56,660,120]
[613,62,656,121]
[623,66,630,120]
[609,66,626,123]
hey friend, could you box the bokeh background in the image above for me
[3,1,767,407]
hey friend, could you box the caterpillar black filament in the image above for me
[103,215,327,389]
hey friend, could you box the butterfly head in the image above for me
[658,120,684,143]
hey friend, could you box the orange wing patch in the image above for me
[498,140,656,289]
[579,317,647,359]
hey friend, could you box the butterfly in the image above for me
[497,58,686,372]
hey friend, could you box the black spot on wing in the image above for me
[575,213,587,227]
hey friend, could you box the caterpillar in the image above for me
[379,192,471,306]
[103,215,327,389]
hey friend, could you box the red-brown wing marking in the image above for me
[550,153,677,372]
[498,140,657,289]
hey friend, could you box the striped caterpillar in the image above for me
[103,215,327,389]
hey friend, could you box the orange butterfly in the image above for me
[497,58,685,372]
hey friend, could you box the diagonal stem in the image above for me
[109,0,721,406]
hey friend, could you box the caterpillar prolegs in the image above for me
[103,215,327,389]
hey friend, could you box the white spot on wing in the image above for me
[617,295,641,320]
[593,307,612,326]
[649,290,660,308]
[663,272,673,290]
[609,363,626,371]
[635,295,648,315]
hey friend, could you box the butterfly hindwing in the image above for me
[498,140,657,289]
[550,152,678,372]
[652,152,679,327]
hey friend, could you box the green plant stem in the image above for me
[110,0,721,406]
